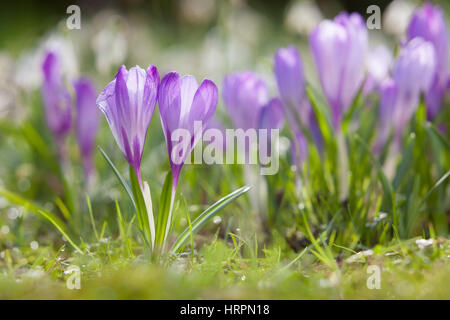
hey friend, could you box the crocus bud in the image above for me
[96,65,160,182]
[309,12,368,129]
[274,46,308,121]
[74,77,99,179]
[41,51,72,154]
[407,3,449,119]
[392,37,436,136]
[274,45,322,160]
[374,78,398,154]
[159,72,218,189]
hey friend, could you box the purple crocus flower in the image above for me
[96,65,160,183]
[274,45,322,159]
[223,71,269,131]
[407,3,448,119]
[309,12,368,129]
[392,37,436,146]
[41,51,72,154]
[74,77,99,179]
[158,72,218,190]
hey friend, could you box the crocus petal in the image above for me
[158,72,181,138]
[188,79,218,128]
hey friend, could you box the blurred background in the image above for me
[2,0,448,128]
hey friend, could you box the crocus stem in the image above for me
[336,130,349,202]
[162,184,177,253]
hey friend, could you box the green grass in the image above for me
[0,237,448,299]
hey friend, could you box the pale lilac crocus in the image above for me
[392,37,436,144]
[223,71,269,131]
[407,3,449,119]
[96,65,160,183]
[41,51,72,155]
[274,45,322,161]
[74,77,99,179]
[159,72,218,190]
[309,12,368,129]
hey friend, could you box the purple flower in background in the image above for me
[223,71,269,131]
[374,78,398,154]
[392,37,436,145]
[407,2,449,119]
[274,46,308,122]
[159,72,218,189]
[393,38,436,127]
[309,12,368,129]
[258,98,284,131]
[41,52,72,153]
[74,77,99,179]
[96,65,160,182]
[274,45,322,160]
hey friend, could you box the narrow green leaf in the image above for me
[86,194,99,241]
[171,185,251,253]
[155,171,173,247]
[98,146,136,210]
[0,189,83,254]
[354,134,395,214]
[129,165,151,247]
[418,170,450,210]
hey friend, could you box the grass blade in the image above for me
[98,146,135,210]
[155,171,173,248]
[171,185,251,253]
[0,189,83,254]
